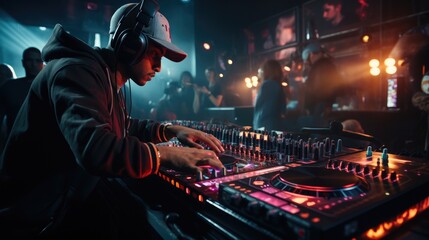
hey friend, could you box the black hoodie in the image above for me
[0,24,168,232]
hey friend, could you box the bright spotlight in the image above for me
[384,58,396,67]
[370,67,381,76]
[203,42,211,50]
[369,59,380,68]
[385,66,397,75]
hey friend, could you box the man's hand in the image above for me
[165,125,225,154]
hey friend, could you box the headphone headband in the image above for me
[112,0,160,64]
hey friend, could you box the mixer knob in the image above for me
[326,159,333,169]
[381,169,388,179]
[266,208,286,226]
[366,146,373,158]
[381,148,389,165]
[226,193,245,208]
[355,164,362,174]
[196,171,204,181]
[221,167,227,176]
[363,166,371,175]
[372,168,379,178]
[347,162,354,172]
[333,160,341,169]
[246,201,265,216]
[390,171,397,182]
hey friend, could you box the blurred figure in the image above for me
[412,72,429,159]
[178,71,197,120]
[193,67,223,117]
[0,63,16,85]
[253,59,286,131]
[274,14,296,60]
[0,47,43,137]
[301,42,343,127]
[322,0,347,27]
[0,63,16,153]
[154,81,182,121]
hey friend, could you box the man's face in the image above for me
[23,51,43,78]
[130,44,165,86]
[323,4,338,23]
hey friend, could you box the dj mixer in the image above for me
[151,121,429,239]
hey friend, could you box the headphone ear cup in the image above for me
[114,30,148,65]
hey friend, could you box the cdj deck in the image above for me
[150,121,429,239]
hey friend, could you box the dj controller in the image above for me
[149,121,429,240]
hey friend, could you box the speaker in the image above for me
[112,0,159,64]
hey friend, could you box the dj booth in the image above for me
[117,120,429,239]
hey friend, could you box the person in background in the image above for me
[0,1,224,239]
[412,72,429,160]
[193,67,223,118]
[322,0,350,27]
[154,81,182,121]
[0,63,16,86]
[0,47,44,137]
[253,59,286,131]
[300,41,343,127]
[0,63,16,154]
[274,14,296,60]
[178,70,197,120]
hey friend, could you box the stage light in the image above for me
[227,59,233,65]
[384,58,395,67]
[361,34,371,43]
[203,42,211,50]
[385,66,397,75]
[370,67,380,76]
[284,66,291,72]
[369,59,379,68]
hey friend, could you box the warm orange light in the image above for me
[198,195,204,202]
[385,66,397,75]
[369,59,380,68]
[292,197,308,204]
[384,58,396,66]
[361,34,371,43]
[370,67,381,76]
[366,226,385,239]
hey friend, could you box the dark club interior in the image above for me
[1,0,429,239]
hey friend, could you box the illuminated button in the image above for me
[292,197,308,204]
[300,212,310,219]
[281,204,300,214]
[253,180,265,186]
[347,162,354,172]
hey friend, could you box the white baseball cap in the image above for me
[110,3,187,62]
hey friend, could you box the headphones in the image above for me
[112,0,159,64]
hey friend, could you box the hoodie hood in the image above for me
[42,24,107,68]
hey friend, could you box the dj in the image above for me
[0,1,224,238]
